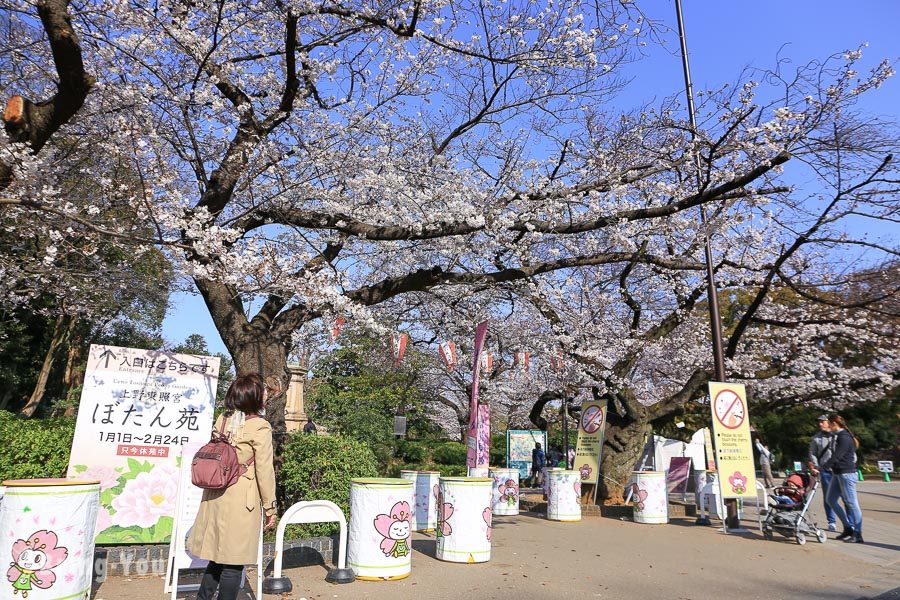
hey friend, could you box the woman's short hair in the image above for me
[224,372,266,415]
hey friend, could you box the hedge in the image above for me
[432,441,467,465]
[0,411,75,480]
[279,433,379,536]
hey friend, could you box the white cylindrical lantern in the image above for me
[347,478,414,580]
[547,470,581,522]
[1,478,100,600]
[435,477,493,564]
[542,467,561,499]
[467,467,490,478]
[489,468,520,516]
[399,470,440,532]
[631,471,668,524]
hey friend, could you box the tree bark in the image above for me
[598,416,652,504]
[18,313,72,418]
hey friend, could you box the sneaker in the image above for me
[827,523,837,532]
[846,535,864,544]
[835,528,854,541]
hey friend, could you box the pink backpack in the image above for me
[191,414,256,490]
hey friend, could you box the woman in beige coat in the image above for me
[187,372,277,600]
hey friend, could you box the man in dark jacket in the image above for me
[531,443,546,487]
[808,415,836,531]
[819,415,863,543]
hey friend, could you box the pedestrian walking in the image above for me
[547,446,563,468]
[819,414,864,544]
[808,414,837,532]
[187,373,278,599]
[531,443,546,487]
[755,437,776,488]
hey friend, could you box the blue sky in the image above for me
[162,1,900,358]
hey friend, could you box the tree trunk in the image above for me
[18,314,72,418]
[597,414,652,505]
[230,338,291,434]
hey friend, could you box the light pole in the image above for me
[674,0,739,529]
[562,397,570,468]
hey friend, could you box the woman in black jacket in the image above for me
[820,414,863,543]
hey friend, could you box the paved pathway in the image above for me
[94,481,899,600]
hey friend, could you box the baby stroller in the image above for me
[762,471,827,545]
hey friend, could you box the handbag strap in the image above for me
[216,412,260,467]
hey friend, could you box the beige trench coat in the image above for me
[187,413,277,565]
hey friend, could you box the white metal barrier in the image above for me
[696,479,765,532]
[263,500,354,594]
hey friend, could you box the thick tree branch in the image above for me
[1,0,95,188]
[346,253,704,308]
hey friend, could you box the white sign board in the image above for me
[165,442,207,596]
[67,344,219,544]
[877,461,894,473]
[169,443,207,572]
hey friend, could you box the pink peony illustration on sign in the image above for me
[579,464,592,480]
[629,484,648,511]
[434,484,454,538]
[373,501,411,558]
[498,479,518,506]
[95,507,114,534]
[79,465,121,491]
[728,472,748,495]
[110,463,179,528]
[482,507,493,541]
[7,530,68,595]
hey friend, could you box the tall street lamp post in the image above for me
[674,0,740,530]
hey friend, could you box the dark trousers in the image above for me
[197,561,243,600]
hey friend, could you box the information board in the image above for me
[67,344,219,544]
[574,400,608,484]
[666,457,693,493]
[506,430,547,480]
[708,382,757,499]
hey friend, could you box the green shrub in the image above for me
[0,411,75,480]
[279,433,379,536]
[398,441,428,463]
[490,434,506,466]
[436,463,468,477]
[432,441,467,465]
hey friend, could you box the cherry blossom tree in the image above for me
[1,1,896,451]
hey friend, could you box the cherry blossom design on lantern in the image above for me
[373,501,412,558]
[498,479,518,506]
[434,485,454,538]
[482,507,493,541]
[7,530,68,597]
[629,484,648,511]
[729,472,748,495]
[579,464,592,480]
